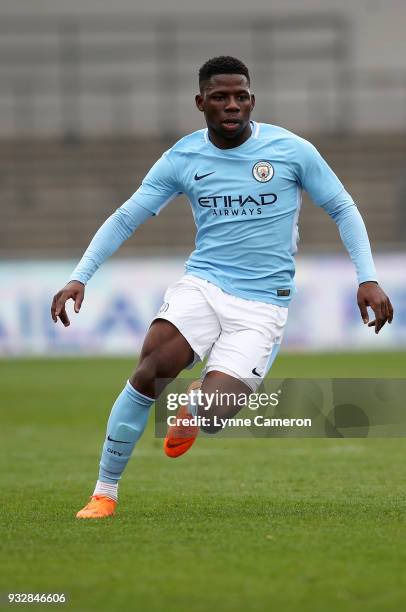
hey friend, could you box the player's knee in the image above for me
[130,355,158,393]
[130,351,180,394]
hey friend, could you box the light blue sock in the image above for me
[98,381,154,484]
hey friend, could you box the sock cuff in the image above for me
[93,480,119,501]
[125,380,154,406]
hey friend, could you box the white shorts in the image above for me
[154,274,288,391]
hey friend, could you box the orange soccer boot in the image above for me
[76,495,117,519]
[164,380,201,458]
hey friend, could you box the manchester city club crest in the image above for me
[252,161,274,182]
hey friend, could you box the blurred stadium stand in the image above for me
[1,134,405,258]
[0,13,405,257]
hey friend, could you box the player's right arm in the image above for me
[51,150,181,326]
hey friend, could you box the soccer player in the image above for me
[51,56,393,519]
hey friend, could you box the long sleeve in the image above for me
[69,199,153,285]
[69,148,182,285]
[291,137,377,285]
[322,189,377,284]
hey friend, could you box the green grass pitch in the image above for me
[1,352,406,612]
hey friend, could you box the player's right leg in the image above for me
[76,319,194,519]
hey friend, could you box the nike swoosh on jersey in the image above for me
[194,171,216,181]
[107,435,131,444]
[252,368,262,377]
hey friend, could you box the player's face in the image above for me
[195,74,255,147]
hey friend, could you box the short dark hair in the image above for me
[199,56,250,90]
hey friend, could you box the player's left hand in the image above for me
[357,281,393,334]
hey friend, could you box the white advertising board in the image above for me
[0,255,404,356]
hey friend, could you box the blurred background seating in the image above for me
[0,12,405,258]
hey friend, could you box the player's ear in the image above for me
[195,93,204,112]
[250,93,256,111]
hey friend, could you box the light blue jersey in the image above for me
[70,122,377,305]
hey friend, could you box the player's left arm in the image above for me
[294,138,394,334]
[323,191,393,334]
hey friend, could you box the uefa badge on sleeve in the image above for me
[252,161,274,182]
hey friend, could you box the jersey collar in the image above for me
[204,121,260,151]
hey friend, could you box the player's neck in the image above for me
[207,123,252,150]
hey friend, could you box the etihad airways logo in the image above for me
[198,193,277,208]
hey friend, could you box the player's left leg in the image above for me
[163,287,288,452]
[197,370,252,434]
[196,304,287,433]
[163,379,202,458]
[163,371,250,456]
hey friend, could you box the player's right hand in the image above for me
[51,280,85,327]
